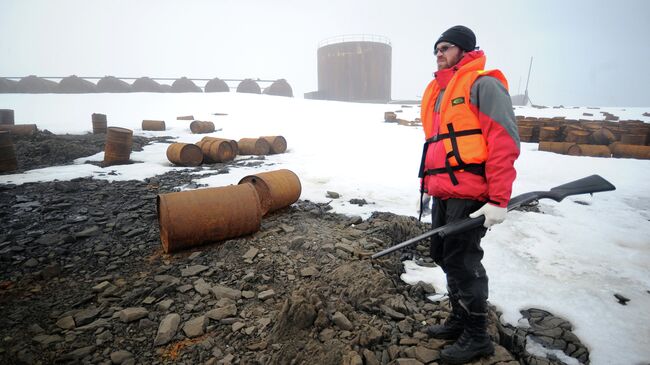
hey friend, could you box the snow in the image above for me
[1,92,649,364]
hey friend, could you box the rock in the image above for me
[300,267,319,277]
[242,247,259,260]
[232,322,245,332]
[181,264,209,277]
[56,316,76,330]
[56,345,95,362]
[27,324,45,334]
[362,349,380,365]
[342,351,363,365]
[183,315,208,337]
[380,305,406,320]
[206,304,237,320]
[75,226,100,238]
[188,251,202,260]
[74,306,101,326]
[414,346,439,363]
[33,334,63,346]
[242,290,255,299]
[154,313,181,346]
[92,281,112,292]
[211,285,242,300]
[23,258,39,267]
[326,191,340,199]
[76,318,110,331]
[332,311,353,330]
[119,307,149,323]
[194,278,212,295]
[359,326,383,346]
[110,350,134,364]
[156,299,174,311]
[258,289,276,300]
[394,359,423,365]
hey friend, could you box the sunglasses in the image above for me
[434,44,456,55]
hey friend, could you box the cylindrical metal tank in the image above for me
[317,35,392,102]
[238,169,301,216]
[0,131,17,172]
[103,127,133,165]
[166,143,203,166]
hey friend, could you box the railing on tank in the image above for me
[318,34,391,48]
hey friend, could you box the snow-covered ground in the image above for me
[0,93,649,364]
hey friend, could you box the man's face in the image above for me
[435,42,464,70]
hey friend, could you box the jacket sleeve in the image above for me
[470,76,520,207]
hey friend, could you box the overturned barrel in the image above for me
[589,128,616,145]
[142,120,166,131]
[190,120,215,134]
[620,134,647,146]
[0,131,17,172]
[0,109,14,125]
[201,137,238,158]
[566,144,611,157]
[0,124,38,136]
[92,113,107,134]
[538,141,577,155]
[261,136,287,154]
[238,137,270,155]
[238,169,301,216]
[157,183,262,253]
[609,143,650,160]
[166,143,203,166]
[539,126,559,142]
[103,127,133,165]
[195,138,234,163]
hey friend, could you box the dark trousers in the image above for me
[430,198,489,314]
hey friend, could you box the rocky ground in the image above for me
[0,132,590,365]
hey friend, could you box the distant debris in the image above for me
[614,293,630,305]
[582,113,593,116]
[643,112,650,117]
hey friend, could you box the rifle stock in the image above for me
[371,175,615,259]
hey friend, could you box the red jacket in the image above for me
[420,51,520,207]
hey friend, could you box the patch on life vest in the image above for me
[451,97,465,106]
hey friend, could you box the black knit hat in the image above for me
[435,25,476,52]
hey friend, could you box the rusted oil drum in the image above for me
[565,129,591,144]
[92,113,107,134]
[177,115,194,120]
[238,169,301,216]
[195,139,234,163]
[202,137,238,156]
[237,137,270,155]
[620,134,646,146]
[384,111,397,122]
[261,136,287,154]
[539,126,559,142]
[518,125,534,142]
[157,183,262,253]
[166,143,203,166]
[103,127,133,165]
[142,120,166,131]
[589,128,616,145]
[0,131,17,172]
[609,143,650,159]
[567,144,611,157]
[538,142,577,155]
[190,121,215,134]
[0,109,14,125]
[0,124,37,136]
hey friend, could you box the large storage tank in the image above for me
[316,35,391,103]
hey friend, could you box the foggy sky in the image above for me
[1,0,649,107]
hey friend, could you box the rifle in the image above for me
[372,174,616,259]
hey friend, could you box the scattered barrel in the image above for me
[261,136,287,154]
[166,143,203,166]
[609,143,650,160]
[92,113,107,134]
[189,121,215,134]
[0,124,38,136]
[518,125,534,142]
[0,109,14,125]
[195,139,234,163]
[201,137,238,157]
[538,142,577,155]
[0,131,17,172]
[565,129,591,144]
[103,127,133,166]
[177,115,194,120]
[237,138,270,155]
[384,112,397,122]
[539,126,559,142]
[620,134,646,146]
[589,128,616,145]
[142,120,166,131]
[566,144,611,157]
[238,169,301,216]
[157,183,262,253]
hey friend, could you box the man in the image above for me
[418,25,520,364]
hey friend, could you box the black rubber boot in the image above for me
[425,295,465,340]
[440,313,494,364]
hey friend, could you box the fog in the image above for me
[1,0,649,107]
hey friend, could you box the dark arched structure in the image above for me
[170,77,202,93]
[263,79,293,97]
[15,75,59,93]
[236,79,261,94]
[97,76,132,93]
[132,77,164,92]
[58,75,97,93]
[205,77,230,92]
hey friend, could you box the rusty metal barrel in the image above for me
[238,169,301,216]
[565,129,591,144]
[539,126,559,142]
[0,124,37,136]
[195,138,234,163]
[103,127,133,165]
[620,134,647,146]
[202,137,238,156]
[589,128,616,145]
[539,142,577,155]
[0,131,17,172]
[237,137,270,155]
[92,113,107,134]
[609,143,650,160]
[166,143,203,166]
[566,144,611,157]
[189,121,215,134]
[0,109,14,125]
[142,120,166,131]
[261,136,287,154]
[157,183,262,253]
[518,125,534,142]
